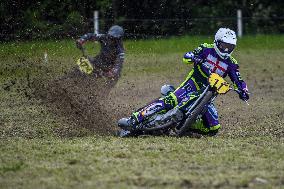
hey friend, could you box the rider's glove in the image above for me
[238,83,249,101]
[239,90,249,101]
[183,52,194,62]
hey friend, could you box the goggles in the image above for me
[217,41,235,53]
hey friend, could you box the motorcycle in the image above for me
[117,73,248,137]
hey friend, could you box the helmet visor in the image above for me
[218,41,235,53]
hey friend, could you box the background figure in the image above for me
[76,25,125,87]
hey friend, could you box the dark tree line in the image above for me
[0,0,283,41]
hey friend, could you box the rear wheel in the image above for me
[176,91,214,136]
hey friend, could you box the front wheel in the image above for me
[175,91,214,136]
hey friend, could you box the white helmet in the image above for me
[214,28,237,59]
[108,25,124,38]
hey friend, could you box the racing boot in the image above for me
[117,116,138,131]
[118,99,166,131]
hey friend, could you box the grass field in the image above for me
[0,35,284,188]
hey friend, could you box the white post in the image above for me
[44,49,48,63]
[237,9,243,37]
[94,10,99,34]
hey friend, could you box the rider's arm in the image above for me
[227,58,249,100]
[76,33,104,48]
[182,43,209,65]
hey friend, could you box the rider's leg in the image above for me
[190,103,221,134]
[130,77,200,127]
[131,92,178,124]
[105,59,123,88]
[203,103,220,130]
[87,57,102,77]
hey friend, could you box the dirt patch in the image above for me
[34,68,121,137]
[28,65,284,138]
[26,52,283,138]
[217,76,284,138]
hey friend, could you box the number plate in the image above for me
[208,73,230,94]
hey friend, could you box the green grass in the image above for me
[0,136,283,189]
[1,35,283,58]
[0,35,284,188]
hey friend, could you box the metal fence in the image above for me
[1,15,283,41]
[95,16,284,38]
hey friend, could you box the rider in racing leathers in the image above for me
[119,28,249,135]
[76,25,125,82]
